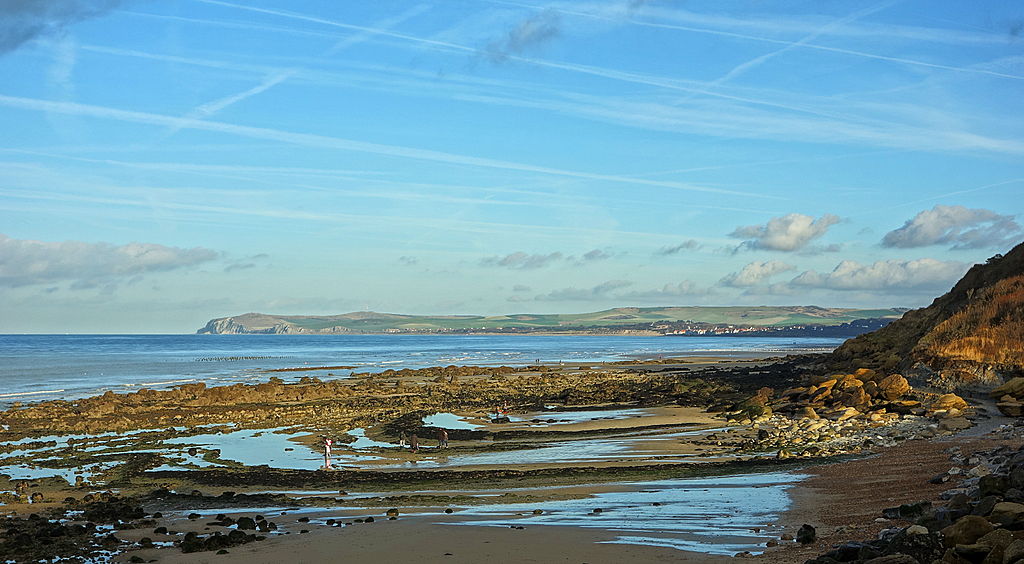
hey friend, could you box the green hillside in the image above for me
[197,306,905,334]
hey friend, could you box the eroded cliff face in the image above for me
[827,241,1024,390]
[197,313,301,334]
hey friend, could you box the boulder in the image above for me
[939,417,974,433]
[987,502,1024,528]
[952,544,992,562]
[979,476,1010,498]
[864,381,879,397]
[809,375,838,386]
[801,406,821,420]
[797,523,817,544]
[1004,539,1024,564]
[884,501,933,521]
[972,495,1002,517]
[884,530,945,563]
[853,368,880,382]
[838,407,862,421]
[941,515,994,547]
[839,386,872,410]
[235,517,256,530]
[932,394,969,412]
[887,400,924,415]
[878,375,911,401]
[997,400,1024,418]
[836,377,866,391]
[976,528,1013,551]
[809,387,834,404]
[990,378,1024,400]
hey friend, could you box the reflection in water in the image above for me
[422,412,481,430]
[510,408,653,425]
[164,427,382,469]
[454,472,803,556]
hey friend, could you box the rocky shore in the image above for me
[0,350,1005,563]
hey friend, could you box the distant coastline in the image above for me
[198,306,905,336]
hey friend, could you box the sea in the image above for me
[0,334,844,407]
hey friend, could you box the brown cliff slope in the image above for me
[826,241,1024,386]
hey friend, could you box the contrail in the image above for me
[192,0,855,121]
[483,0,1024,82]
[163,5,430,138]
[0,94,779,199]
[707,0,900,87]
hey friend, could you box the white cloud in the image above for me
[719,260,796,287]
[882,205,1021,250]
[481,251,565,269]
[730,213,840,252]
[789,258,969,291]
[0,233,219,289]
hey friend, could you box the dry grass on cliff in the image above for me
[915,274,1024,368]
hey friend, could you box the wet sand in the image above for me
[122,517,729,564]
[0,353,859,562]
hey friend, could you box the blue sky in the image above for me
[1,0,1022,333]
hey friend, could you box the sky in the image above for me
[0,0,1023,333]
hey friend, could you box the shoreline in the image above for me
[0,352,990,562]
[0,345,823,407]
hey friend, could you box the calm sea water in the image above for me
[0,334,843,406]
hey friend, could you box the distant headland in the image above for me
[197,306,907,336]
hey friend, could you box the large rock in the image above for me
[837,407,862,421]
[976,528,1013,556]
[887,400,924,415]
[835,377,866,391]
[938,417,973,433]
[941,515,994,547]
[234,517,256,530]
[988,502,1024,528]
[853,367,881,382]
[800,406,821,420]
[883,530,945,563]
[1004,539,1024,564]
[838,386,872,410]
[797,523,817,544]
[878,375,911,401]
[990,378,1024,400]
[932,393,969,411]
[883,501,932,521]
[979,476,1010,498]
[998,399,1024,417]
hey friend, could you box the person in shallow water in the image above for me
[322,435,333,469]
[410,432,419,453]
[437,428,448,449]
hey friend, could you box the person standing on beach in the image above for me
[322,435,333,470]
[410,432,419,453]
[399,431,407,448]
[437,428,448,449]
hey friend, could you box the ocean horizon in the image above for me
[0,334,843,406]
